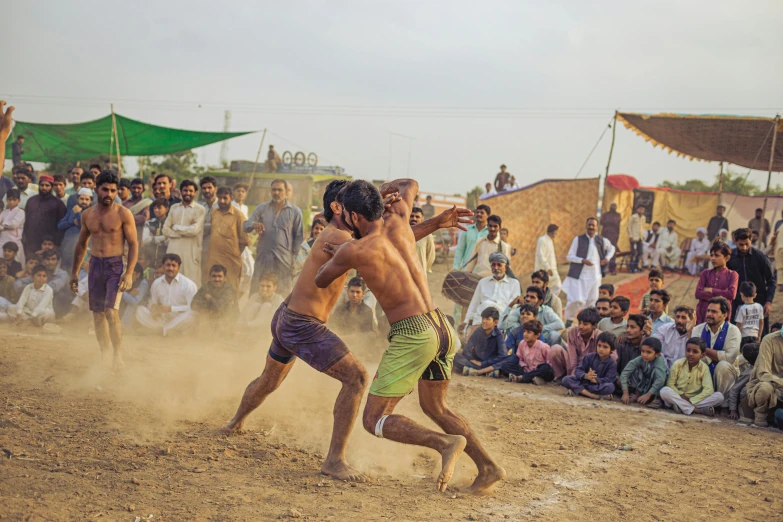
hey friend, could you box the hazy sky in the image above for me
[5,0,782,194]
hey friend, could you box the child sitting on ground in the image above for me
[660,337,724,416]
[619,337,667,408]
[599,283,615,299]
[34,236,56,259]
[727,342,760,421]
[504,320,554,385]
[504,303,538,355]
[735,281,764,346]
[561,332,618,400]
[0,260,15,302]
[7,265,55,327]
[640,269,664,312]
[238,273,284,338]
[2,241,22,277]
[456,308,507,377]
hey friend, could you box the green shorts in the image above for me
[369,308,458,398]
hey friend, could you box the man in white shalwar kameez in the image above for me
[163,180,207,287]
[562,217,615,322]
[658,220,681,269]
[535,224,561,297]
[135,253,198,336]
[685,227,710,275]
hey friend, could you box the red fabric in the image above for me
[606,174,640,191]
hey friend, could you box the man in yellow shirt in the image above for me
[746,332,783,427]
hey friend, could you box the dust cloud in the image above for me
[55,328,477,484]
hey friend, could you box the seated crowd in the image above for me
[0,166,376,342]
[455,246,783,429]
[1,161,781,430]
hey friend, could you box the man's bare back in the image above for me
[316,180,432,324]
[315,179,504,495]
[286,223,352,322]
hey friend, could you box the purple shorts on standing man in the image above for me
[268,302,350,372]
[89,256,124,313]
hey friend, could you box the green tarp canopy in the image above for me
[5,113,255,163]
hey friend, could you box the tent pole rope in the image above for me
[762,115,780,230]
[247,128,267,191]
[574,113,614,180]
[598,110,618,215]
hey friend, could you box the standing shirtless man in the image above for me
[315,179,505,494]
[71,171,138,370]
[221,180,471,483]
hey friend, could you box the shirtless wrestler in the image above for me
[71,170,139,370]
[221,180,472,483]
[315,179,505,494]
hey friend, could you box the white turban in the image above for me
[696,227,707,235]
[78,188,93,197]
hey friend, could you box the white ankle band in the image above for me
[374,415,389,438]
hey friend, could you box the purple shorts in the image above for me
[88,256,124,313]
[268,303,350,373]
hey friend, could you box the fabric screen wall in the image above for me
[483,178,600,276]
[603,183,719,251]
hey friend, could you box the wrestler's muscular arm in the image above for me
[411,206,474,240]
[120,206,139,292]
[379,178,417,224]
[70,208,93,293]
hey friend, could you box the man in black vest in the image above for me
[561,217,615,326]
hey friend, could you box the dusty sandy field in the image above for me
[1,264,782,521]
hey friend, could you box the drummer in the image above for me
[462,252,521,339]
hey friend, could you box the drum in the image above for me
[442,270,482,307]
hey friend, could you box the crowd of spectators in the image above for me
[0,163,380,341]
[450,196,783,429]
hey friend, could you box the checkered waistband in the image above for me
[388,309,447,341]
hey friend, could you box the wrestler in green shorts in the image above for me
[370,308,458,397]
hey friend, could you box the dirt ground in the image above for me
[1,263,782,521]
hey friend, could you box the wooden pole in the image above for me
[599,111,618,214]
[110,104,123,176]
[109,104,115,167]
[718,162,724,194]
[762,115,780,239]
[247,128,267,191]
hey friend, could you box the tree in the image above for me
[45,153,124,177]
[466,186,483,210]
[657,169,769,196]
[137,150,206,181]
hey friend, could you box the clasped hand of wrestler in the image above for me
[322,201,474,256]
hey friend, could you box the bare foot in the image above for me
[467,463,506,495]
[220,420,245,436]
[321,459,370,483]
[437,435,467,493]
[113,355,125,371]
